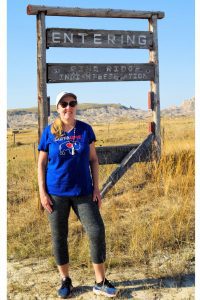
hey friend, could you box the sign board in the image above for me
[47,63,155,83]
[96,144,139,164]
[46,28,153,49]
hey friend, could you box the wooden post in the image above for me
[33,142,36,164]
[37,12,48,143]
[149,15,161,158]
[12,130,19,145]
[37,12,48,211]
[162,127,165,148]
[13,132,16,145]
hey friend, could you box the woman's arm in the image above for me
[89,142,102,208]
[38,151,53,213]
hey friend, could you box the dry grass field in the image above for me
[7,116,195,299]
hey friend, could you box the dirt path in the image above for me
[8,258,194,300]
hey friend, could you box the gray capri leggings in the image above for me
[48,194,106,265]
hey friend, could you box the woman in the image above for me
[38,91,118,298]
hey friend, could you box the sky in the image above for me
[8,1,194,110]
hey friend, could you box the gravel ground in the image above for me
[7,258,195,300]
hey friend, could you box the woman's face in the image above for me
[57,95,77,122]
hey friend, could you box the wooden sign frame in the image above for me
[27,5,164,197]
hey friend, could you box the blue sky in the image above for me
[7,0,194,109]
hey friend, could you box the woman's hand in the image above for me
[38,151,53,213]
[89,142,102,208]
[40,193,53,213]
[93,187,102,209]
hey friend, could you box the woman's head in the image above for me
[56,91,78,122]
[51,91,78,137]
[56,91,77,108]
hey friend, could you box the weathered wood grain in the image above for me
[37,12,48,142]
[37,12,48,211]
[27,5,165,19]
[47,63,155,83]
[96,144,140,165]
[100,133,154,198]
[149,16,161,157]
[46,28,153,49]
[148,91,154,110]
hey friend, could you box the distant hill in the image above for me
[8,103,125,114]
[161,97,195,117]
[7,97,194,129]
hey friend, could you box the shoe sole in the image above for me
[58,294,71,299]
[93,288,118,298]
[58,286,73,299]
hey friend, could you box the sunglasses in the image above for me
[59,100,77,108]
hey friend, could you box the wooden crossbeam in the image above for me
[100,133,154,198]
[27,5,165,19]
[96,144,140,165]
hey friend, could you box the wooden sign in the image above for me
[46,28,153,49]
[47,63,155,83]
[96,144,139,165]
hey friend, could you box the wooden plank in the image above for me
[100,133,154,198]
[149,16,161,158]
[37,12,48,143]
[46,28,153,49]
[47,63,155,83]
[27,5,165,19]
[96,144,140,165]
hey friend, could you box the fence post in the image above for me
[149,15,161,159]
[33,142,37,164]
[12,130,19,145]
[13,132,16,145]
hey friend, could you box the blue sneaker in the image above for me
[93,278,118,298]
[58,277,73,299]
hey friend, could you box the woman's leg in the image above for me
[71,195,106,282]
[57,263,70,279]
[93,263,105,283]
[48,195,71,279]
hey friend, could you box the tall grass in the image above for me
[7,117,194,276]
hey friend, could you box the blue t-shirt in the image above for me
[38,120,96,197]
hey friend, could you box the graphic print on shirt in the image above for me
[58,136,81,156]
